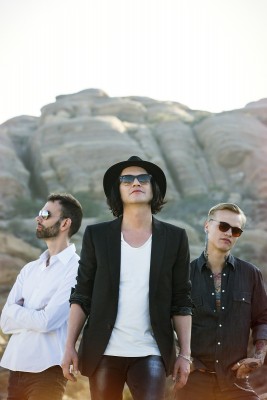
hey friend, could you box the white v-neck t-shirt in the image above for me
[104,234,160,357]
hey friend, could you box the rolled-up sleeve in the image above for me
[251,268,267,342]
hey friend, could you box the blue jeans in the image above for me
[89,355,166,400]
[7,366,67,400]
[175,370,260,400]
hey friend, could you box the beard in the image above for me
[36,220,61,239]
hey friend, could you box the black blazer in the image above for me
[71,217,192,377]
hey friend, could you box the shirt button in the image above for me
[210,275,213,278]
[219,324,222,327]
[212,292,215,295]
[223,273,226,276]
[216,360,219,363]
[242,298,245,301]
[222,307,225,310]
[222,290,225,293]
[218,342,221,345]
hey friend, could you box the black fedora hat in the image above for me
[103,156,167,198]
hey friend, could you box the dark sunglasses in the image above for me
[119,174,152,185]
[209,219,243,237]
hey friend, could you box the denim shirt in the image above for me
[190,252,267,390]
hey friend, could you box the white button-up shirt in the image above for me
[0,244,79,372]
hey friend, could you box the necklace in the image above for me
[213,272,222,310]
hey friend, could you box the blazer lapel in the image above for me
[150,218,166,297]
[107,217,122,292]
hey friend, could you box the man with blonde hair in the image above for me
[176,202,267,400]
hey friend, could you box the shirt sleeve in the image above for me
[1,265,78,334]
[0,270,25,333]
[251,267,267,342]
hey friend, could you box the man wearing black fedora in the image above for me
[62,156,192,400]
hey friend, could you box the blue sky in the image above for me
[1,0,267,123]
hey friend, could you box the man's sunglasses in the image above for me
[119,174,152,185]
[38,210,51,220]
[209,219,243,237]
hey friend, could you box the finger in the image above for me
[247,362,259,369]
[172,364,179,381]
[173,376,186,391]
[72,358,79,375]
[175,370,189,389]
[231,361,241,371]
[236,365,250,379]
[61,364,77,382]
[237,373,250,379]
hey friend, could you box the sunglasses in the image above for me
[38,210,51,220]
[119,174,152,185]
[209,219,243,237]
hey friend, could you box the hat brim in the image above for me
[103,159,167,198]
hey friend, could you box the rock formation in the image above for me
[0,88,267,399]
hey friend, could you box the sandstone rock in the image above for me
[0,231,40,265]
[194,113,267,201]
[146,102,194,123]
[92,97,147,123]
[0,232,41,312]
[154,120,209,196]
[40,89,109,125]
[160,218,201,246]
[245,98,267,125]
[29,116,131,196]
[128,124,179,200]
[0,88,267,400]
[0,127,31,217]
[56,88,108,101]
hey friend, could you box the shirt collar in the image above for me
[39,243,77,267]
[196,251,236,272]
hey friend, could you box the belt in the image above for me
[198,369,216,374]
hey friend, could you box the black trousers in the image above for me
[175,370,259,400]
[89,355,166,400]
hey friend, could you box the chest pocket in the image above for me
[233,291,251,304]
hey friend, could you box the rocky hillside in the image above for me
[0,89,267,399]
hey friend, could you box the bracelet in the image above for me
[178,354,193,364]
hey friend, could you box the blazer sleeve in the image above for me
[70,226,96,316]
[170,228,192,316]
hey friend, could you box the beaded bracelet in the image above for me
[178,354,193,364]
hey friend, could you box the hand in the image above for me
[172,356,191,394]
[61,347,79,382]
[231,358,262,379]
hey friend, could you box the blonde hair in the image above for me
[208,203,246,228]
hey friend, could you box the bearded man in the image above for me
[0,193,83,400]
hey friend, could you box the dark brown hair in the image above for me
[47,193,83,237]
[106,178,166,217]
